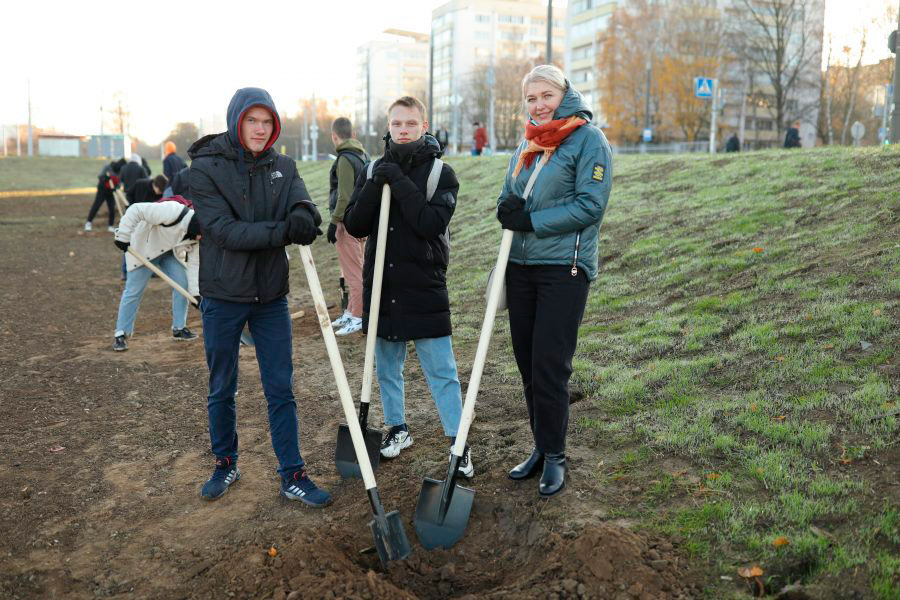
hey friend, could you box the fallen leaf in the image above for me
[772,536,790,547]
[772,415,786,421]
[823,343,834,350]
[775,355,785,362]
[706,473,721,480]
[750,403,759,412]
[738,565,764,578]
[752,247,764,253]
[873,309,882,316]
[805,313,813,320]
[268,546,277,557]
[755,467,765,475]
[49,445,65,453]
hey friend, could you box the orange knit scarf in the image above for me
[512,115,587,177]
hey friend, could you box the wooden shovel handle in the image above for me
[126,247,198,306]
[360,185,392,408]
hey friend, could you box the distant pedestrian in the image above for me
[120,154,149,204]
[784,121,801,149]
[169,165,191,200]
[163,141,187,194]
[326,117,368,336]
[497,65,612,497]
[131,174,168,204]
[84,158,124,232]
[111,197,201,352]
[434,126,449,152]
[472,122,487,156]
[725,133,740,153]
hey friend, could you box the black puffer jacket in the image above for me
[188,88,320,304]
[343,134,458,341]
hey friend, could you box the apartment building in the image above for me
[564,0,619,124]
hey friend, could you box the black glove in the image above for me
[114,239,130,252]
[499,206,534,232]
[497,195,526,219]
[288,208,320,245]
[327,223,338,244]
[192,296,202,311]
[372,162,404,186]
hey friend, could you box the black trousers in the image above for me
[506,263,589,454]
[86,181,116,225]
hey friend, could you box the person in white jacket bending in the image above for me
[112,197,201,351]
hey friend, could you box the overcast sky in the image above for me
[0,0,895,144]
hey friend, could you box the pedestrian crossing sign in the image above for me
[694,77,714,98]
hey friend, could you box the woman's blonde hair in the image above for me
[521,64,567,96]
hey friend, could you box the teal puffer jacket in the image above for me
[497,84,612,281]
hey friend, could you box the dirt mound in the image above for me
[187,520,697,600]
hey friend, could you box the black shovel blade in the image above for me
[335,424,382,479]
[414,476,475,550]
[239,326,255,347]
[369,510,412,566]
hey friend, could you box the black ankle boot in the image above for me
[539,452,566,496]
[508,448,544,480]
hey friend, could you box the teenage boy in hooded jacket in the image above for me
[188,87,332,507]
[343,96,473,478]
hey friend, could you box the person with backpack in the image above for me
[84,158,125,232]
[326,117,368,336]
[343,95,473,478]
[111,196,200,352]
[496,65,612,497]
[120,154,150,204]
[188,87,332,507]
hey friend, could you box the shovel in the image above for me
[335,185,392,479]
[297,242,411,566]
[127,247,198,308]
[415,156,546,550]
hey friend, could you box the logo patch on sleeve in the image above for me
[592,163,606,182]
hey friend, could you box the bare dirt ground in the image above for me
[0,194,700,599]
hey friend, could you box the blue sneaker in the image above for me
[281,469,333,508]
[200,457,240,500]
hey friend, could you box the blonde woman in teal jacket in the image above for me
[496,65,612,497]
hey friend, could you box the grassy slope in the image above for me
[0,157,164,191]
[298,148,899,599]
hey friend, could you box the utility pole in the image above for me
[27,79,33,157]
[890,1,900,143]
[709,79,719,153]
[546,1,553,64]
[428,26,434,128]
[366,46,372,154]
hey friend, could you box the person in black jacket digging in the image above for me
[343,95,473,478]
[189,87,332,507]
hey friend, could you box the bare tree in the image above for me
[464,58,532,150]
[733,0,823,140]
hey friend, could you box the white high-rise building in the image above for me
[564,0,619,125]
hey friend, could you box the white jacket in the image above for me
[115,201,200,295]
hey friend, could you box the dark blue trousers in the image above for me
[201,296,303,478]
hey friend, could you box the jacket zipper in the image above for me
[571,232,582,277]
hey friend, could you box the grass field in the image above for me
[3,147,897,598]
[299,147,900,599]
[0,156,163,191]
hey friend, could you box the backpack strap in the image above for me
[426,159,443,203]
[162,205,190,227]
[366,160,376,180]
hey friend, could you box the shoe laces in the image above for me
[382,425,407,445]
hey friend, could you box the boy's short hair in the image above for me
[153,174,169,191]
[388,96,427,121]
[332,117,353,140]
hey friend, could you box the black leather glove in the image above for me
[497,195,526,219]
[192,296,202,311]
[372,162,404,186]
[327,223,338,244]
[288,208,319,245]
[114,239,130,252]
[499,207,534,232]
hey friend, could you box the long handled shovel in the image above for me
[413,229,514,549]
[298,243,411,566]
[127,248,198,307]
[335,186,391,479]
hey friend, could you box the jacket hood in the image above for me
[226,87,282,153]
[129,154,143,164]
[336,137,366,154]
[383,133,443,164]
[553,80,593,122]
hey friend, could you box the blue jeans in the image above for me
[114,251,187,336]
[375,336,463,437]
[202,296,303,478]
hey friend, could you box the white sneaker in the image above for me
[107,226,116,233]
[335,317,362,336]
[380,425,413,458]
[331,310,351,328]
[451,446,474,479]
[84,222,92,232]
